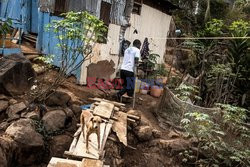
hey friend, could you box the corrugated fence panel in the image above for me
[36,11,83,81]
[39,0,55,13]
[85,0,100,16]
[110,0,126,25]
[0,0,30,32]
[68,0,86,12]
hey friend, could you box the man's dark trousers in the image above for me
[118,69,135,97]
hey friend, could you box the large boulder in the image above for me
[0,54,36,96]
[0,100,8,112]
[0,135,16,167]
[70,104,82,119]
[5,119,44,165]
[42,110,67,131]
[45,90,71,107]
[49,135,73,157]
[7,102,27,119]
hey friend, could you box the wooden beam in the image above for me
[48,157,82,167]
[89,98,125,107]
[81,159,103,167]
[127,114,140,121]
[93,101,114,119]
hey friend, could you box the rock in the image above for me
[135,126,153,141]
[42,110,67,131]
[49,135,73,157]
[21,111,40,120]
[59,89,82,106]
[7,102,26,119]
[0,135,16,167]
[45,90,71,107]
[127,109,141,118]
[5,119,44,165]
[0,122,10,131]
[70,104,82,119]
[0,54,36,96]
[64,108,77,132]
[149,138,190,154]
[140,118,150,126]
[152,129,162,138]
[9,99,17,105]
[168,130,180,139]
[0,100,8,112]
[0,94,8,100]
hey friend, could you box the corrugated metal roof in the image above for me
[110,0,126,25]
[39,0,55,13]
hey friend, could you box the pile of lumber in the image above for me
[48,98,140,167]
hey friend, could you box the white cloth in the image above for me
[121,46,140,72]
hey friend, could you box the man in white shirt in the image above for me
[117,39,141,101]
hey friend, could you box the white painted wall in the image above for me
[79,4,172,84]
[125,4,172,64]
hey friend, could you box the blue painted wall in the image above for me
[0,0,83,81]
[36,11,83,81]
[0,0,39,34]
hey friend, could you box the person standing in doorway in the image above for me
[117,39,141,101]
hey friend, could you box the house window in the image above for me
[98,1,111,43]
[100,1,112,25]
[132,0,142,15]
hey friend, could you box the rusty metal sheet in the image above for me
[110,0,126,25]
[68,0,86,12]
[39,0,55,13]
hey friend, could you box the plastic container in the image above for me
[150,85,163,97]
[135,79,142,93]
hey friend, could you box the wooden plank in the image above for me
[93,101,114,119]
[100,121,113,159]
[65,121,111,160]
[89,98,125,107]
[112,112,127,146]
[127,114,140,121]
[47,157,81,167]
[81,159,103,167]
[68,127,82,152]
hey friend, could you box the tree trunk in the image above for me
[204,0,211,23]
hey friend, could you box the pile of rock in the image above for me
[0,87,84,166]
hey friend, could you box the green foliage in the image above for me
[34,54,55,67]
[146,53,160,70]
[180,104,250,166]
[175,84,201,102]
[204,19,224,36]
[156,63,168,76]
[47,11,107,65]
[0,18,12,37]
[35,11,107,102]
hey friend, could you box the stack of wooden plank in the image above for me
[48,98,140,167]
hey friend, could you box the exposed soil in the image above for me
[0,63,189,167]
